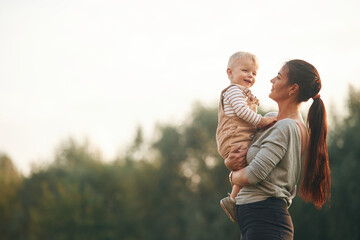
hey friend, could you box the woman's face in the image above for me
[269,66,293,102]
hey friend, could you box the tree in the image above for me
[326,86,360,239]
[0,154,22,240]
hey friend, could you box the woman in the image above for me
[225,59,331,239]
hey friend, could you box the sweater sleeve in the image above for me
[224,86,262,126]
[245,122,291,184]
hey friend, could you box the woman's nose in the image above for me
[270,77,275,83]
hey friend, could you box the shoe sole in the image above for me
[220,199,237,223]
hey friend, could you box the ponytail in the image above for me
[284,59,331,208]
[298,97,331,208]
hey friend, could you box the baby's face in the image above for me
[227,58,258,88]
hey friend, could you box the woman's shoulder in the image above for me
[275,118,298,129]
[256,120,298,147]
[260,116,297,135]
[271,118,299,139]
[264,112,278,118]
[264,112,297,128]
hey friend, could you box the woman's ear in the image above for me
[289,83,299,95]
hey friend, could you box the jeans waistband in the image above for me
[248,197,287,211]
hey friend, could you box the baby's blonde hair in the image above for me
[227,51,259,69]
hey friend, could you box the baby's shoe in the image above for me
[220,194,237,223]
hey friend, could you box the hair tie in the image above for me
[312,94,320,100]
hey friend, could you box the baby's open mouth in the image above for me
[244,80,252,84]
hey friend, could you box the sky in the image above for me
[1,0,360,175]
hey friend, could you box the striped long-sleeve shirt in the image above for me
[223,85,262,126]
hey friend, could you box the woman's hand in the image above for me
[224,145,248,171]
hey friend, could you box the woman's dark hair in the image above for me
[284,59,331,209]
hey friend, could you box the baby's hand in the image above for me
[257,116,277,129]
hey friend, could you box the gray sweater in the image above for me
[235,115,303,206]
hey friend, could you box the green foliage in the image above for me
[1,87,360,239]
[289,86,360,240]
[326,86,360,239]
[0,154,22,240]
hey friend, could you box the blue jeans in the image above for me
[236,198,294,240]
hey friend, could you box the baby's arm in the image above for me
[224,86,262,126]
[225,86,277,128]
[257,116,277,129]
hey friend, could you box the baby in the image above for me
[216,51,277,223]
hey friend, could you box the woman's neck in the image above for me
[277,101,301,120]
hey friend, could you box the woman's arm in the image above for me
[231,168,250,187]
[229,121,294,187]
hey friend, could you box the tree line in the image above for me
[0,87,359,240]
